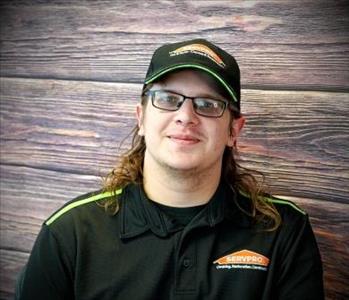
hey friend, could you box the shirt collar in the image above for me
[119,182,245,239]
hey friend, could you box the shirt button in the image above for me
[183,258,191,268]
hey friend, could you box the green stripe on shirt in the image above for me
[239,190,306,215]
[45,189,122,225]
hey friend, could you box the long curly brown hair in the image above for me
[102,71,281,231]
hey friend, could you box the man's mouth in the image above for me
[168,134,201,144]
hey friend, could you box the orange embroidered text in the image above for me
[169,44,225,67]
[214,249,270,267]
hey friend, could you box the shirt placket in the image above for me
[172,226,199,300]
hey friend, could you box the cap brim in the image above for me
[144,64,239,105]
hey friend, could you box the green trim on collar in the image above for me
[267,197,306,215]
[239,190,306,215]
[45,189,122,225]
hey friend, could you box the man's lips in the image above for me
[167,134,201,144]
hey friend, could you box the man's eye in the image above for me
[197,99,216,108]
[158,93,178,104]
[203,101,214,108]
[163,96,177,103]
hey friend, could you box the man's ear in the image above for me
[136,104,145,136]
[227,116,245,147]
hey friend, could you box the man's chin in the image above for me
[161,161,200,175]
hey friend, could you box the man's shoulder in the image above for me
[45,188,123,227]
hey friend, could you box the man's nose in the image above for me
[174,98,199,126]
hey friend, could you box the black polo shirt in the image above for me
[17,182,324,300]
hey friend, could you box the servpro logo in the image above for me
[213,249,270,271]
[169,44,226,68]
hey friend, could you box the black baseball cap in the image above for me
[144,39,241,111]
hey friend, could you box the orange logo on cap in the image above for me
[214,249,270,267]
[169,43,226,68]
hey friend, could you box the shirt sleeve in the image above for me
[276,214,324,300]
[16,224,74,300]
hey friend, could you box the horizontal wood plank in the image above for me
[0,165,101,252]
[240,89,349,203]
[1,1,348,90]
[1,77,348,203]
[0,249,29,299]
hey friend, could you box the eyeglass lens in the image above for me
[147,90,226,117]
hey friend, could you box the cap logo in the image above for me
[213,249,270,271]
[169,43,226,68]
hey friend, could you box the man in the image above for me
[16,39,324,299]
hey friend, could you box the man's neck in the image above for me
[142,160,222,207]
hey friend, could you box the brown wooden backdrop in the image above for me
[1,1,348,299]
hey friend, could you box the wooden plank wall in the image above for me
[0,1,348,299]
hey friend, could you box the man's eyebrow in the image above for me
[197,92,227,101]
[157,87,227,101]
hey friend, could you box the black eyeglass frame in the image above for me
[142,89,235,118]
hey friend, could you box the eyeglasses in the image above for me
[142,90,229,118]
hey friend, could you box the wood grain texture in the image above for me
[240,89,349,203]
[0,250,29,300]
[0,165,101,252]
[1,77,348,202]
[1,0,349,90]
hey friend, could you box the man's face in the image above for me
[136,69,245,175]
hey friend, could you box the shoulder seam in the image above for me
[45,189,122,226]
